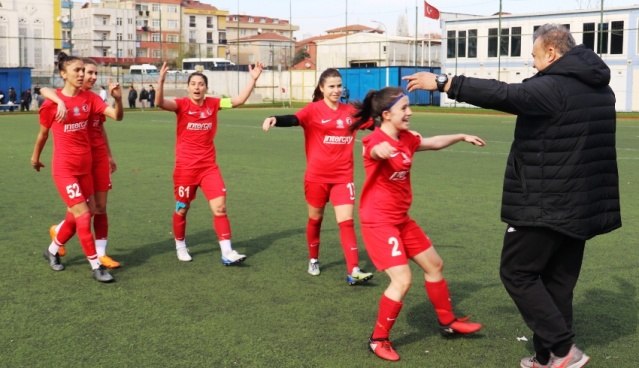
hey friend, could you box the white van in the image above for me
[129,64,159,75]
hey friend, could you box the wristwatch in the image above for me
[435,74,448,92]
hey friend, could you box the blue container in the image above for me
[0,67,32,102]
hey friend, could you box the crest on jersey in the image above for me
[73,107,81,116]
[346,117,352,126]
[336,119,344,129]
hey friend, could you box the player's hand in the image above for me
[249,62,264,81]
[31,160,45,172]
[108,78,122,99]
[463,135,486,146]
[159,62,169,83]
[54,103,67,123]
[262,117,276,131]
[403,72,438,92]
[371,141,397,160]
[109,156,118,173]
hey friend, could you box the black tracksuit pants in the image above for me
[500,225,585,357]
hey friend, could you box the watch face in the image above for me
[437,75,447,83]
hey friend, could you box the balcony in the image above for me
[219,39,227,45]
[207,39,213,44]
[61,21,74,29]
[62,41,73,49]
[61,1,73,9]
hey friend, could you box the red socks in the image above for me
[425,279,455,325]
[338,219,359,272]
[213,214,232,241]
[93,213,108,240]
[55,212,77,246]
[371,294,403,340]
[75,212,97,257]
[306,217,322,259]
[173,212,186,241]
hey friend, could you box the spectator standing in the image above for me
[127,85,137,108]
[139,86,149,111]
[148,85,155,108]
[33,84,42,108]
[20,89,32,111]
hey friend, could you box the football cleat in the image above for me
[43,248,65,271]
[347,266,373,285]
[92,265,115,283]
[176,247,192,262]
[369,338,400,361]
[307,259,320,276]
[99,255,121,269]
[49,225,65,257]
[221,250,246,266]
[439,316,482,338]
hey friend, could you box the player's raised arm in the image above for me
[231,61,264,107]
[155,62,178,111]
[39,87,67,122]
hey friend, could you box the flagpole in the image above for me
[415,0,418,67]
[497,0,502,81]
[598,0,604,56]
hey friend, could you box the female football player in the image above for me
[351,86,485,361]
[155,61,263,265]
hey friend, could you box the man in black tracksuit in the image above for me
[404,24,621,368]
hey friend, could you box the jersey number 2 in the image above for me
[388,237,402,257]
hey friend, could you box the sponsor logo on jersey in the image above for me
[186,122,213,131]
[64,120,88,132]
[323,135,353,144]
[321,119,331,124]
[389,170,409,181]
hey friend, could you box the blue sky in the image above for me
[206,0,638,39]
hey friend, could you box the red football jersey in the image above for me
[295,101,371,183]
[39,90,107,175]
[173,97,221,170]
[359,128,422,225]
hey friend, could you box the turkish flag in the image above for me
[424,1,440,20]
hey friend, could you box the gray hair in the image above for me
[533,24,576,54]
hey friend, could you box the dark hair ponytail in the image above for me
[57,52,82,73]
[312,68,342,102]
[350,87,404,132]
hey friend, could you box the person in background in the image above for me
[33,83,42,108]
[31,52,123,283]
[148,85,155,108]
[403,23,621,368]
[340,86,349,103]
[20,89,32,111]
[155,61,264,265]
[261,68,374,285]
[139,86,149,111]
[8,87,17,111]
[127,84,137,108]
[0,88,5,112]
[350,86,484,361]
[43,57,122,269]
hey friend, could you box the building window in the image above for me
[207,17,214,28]
[152,4,160,12]
[468,29,477,58]
[128,18,133,25]
[102,32,107,40]
[447,30,456,58]
[102,17,107,25]
[248,17,254,23]
[136,48,146,57]
[207,32,213,44]
[457,31,466,58]
[273,19,279,24]
[152,19,160,28]
[207,46,214,57]
[610,21,623,54]
[189,16,196,28]
[583,23,595,50]
[260,18,266,23]
[167,20,177,29]
[117,17,122,26]
[152,33,161,42]
[240,29,247,36]
[597,22,609,54]
[167,35,178,43]
[510,27,521,57]
[167,5,177,13]
[102,48,108,57]
[117,33,123,41]
[488,28,498,57]
[152,49,161,58]
[500,28,509,56]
